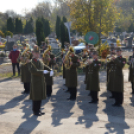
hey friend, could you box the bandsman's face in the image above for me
[116,51,121,56]
[93,55,97,59]
[33,52,40,58]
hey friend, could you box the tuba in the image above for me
[42,45,52,66]
[18,45,31,64]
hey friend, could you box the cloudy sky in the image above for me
[0,0,54,15]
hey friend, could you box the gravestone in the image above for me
[5,41,14,51]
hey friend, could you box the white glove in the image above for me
[50,70,54,77]
[43,70,49,74]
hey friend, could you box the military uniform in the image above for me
[66,54,80,100]
[128,54,134,94]
[28,45,52,116]
[107,47,116,98]
[107,53,126,106]
[18,45,32,94]
[86,58,101,103]
[42,49,55,97]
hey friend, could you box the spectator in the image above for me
[9,44,20,76]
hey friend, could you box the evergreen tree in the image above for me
[15,18,19,34]
[60,20,66,48]
[55,16,61,39]
[7,17,14,33]
[41,18,51,37]
[24,18,34,34]
[127,23,133,32]
[18,19,23,33]
[36,18,45,46]
[62,16,69,43]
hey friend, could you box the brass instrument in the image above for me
[18,45,31,64]
[42,45,52,66]
[64,46,74,69]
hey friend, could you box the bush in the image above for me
[5,31,13,38]
[0,30,5,37]
[0,51,6,57]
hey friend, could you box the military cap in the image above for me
[33,45,40,53]
[116,47,122,52]
[22,43,27,47]
[92,51,98,55]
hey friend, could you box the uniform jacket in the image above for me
[107,56,126,92]
[65,55,80,88]
[42,53,55,86]
[18,50,32,83]
[86,59,101,91]
[128,55,134,82]
[28,58,51,101]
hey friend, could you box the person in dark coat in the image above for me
[107,47,126,107]
[85,51,101,103]
[65,46,80,101]
[9,44,20,76]
[17,44,32,94]
[128,47,134,94]
[28,45,53,116]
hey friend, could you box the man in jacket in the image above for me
[65,47,80,101]
[9,44,20,76]
[107,47,126,107]
[28,45,53,116]
[128,47,134,94]
[85,51,101,103]
[18,44,32,94]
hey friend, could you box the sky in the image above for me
[0,0,53,15]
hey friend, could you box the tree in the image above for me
[5,31,13,38]
[68,0,119,36]
[41,18,51,37]
[0,30,5,37]
[55,16,61,39]
[15,18,23,34]
[60,20,66,48]
[24,17,34,34]
[7,17,14,33]
[36,18,45,46]
[62,16,69,43]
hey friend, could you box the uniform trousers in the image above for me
[114,92,123,105]
[47,85,52,97]
[32,100,42,113]
[90,91,98,102]
[24,83,30,93]
[12,63,20,76]
[69,87,77,99]
[131,82,134,92]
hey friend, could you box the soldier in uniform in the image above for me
[107,47,126,107]
[42,45,56,97]
[28,45,53,116]
[85,51,101,103]
[107,45,116,98]
[64,47,80,101]
[128,47,134,94]
[18,44,32,94]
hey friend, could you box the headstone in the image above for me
[5,41,14,51]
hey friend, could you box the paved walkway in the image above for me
[0,70,134,134]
